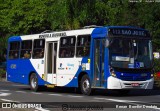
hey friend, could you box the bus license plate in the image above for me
[131,83,139,87]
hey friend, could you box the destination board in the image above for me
[108,28,150,38]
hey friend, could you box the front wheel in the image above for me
[80,75,92,95]
[30,73,39,91]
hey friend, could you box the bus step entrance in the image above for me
[45,84,56,88]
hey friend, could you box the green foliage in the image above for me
[0,0,160,54]
[154,59,160,73]
[0,68,6,78]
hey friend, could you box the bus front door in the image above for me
[93,39,105,88]
[46,42,57,84]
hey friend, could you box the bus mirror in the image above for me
[105,39,109,47]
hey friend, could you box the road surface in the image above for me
[0,81,160,111]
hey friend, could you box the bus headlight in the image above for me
[151,74,154,78]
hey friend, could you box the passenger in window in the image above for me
[14,52,18,58]
[24,51,30,58]
[39,49,44,58]
[83,42,89,56]
[77,49,82,57]
[9,52,14,59]
[60,49,66,57]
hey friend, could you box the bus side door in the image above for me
[92,39,105,88]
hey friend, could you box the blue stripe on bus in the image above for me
[7,59,49,85]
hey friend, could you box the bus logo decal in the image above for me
[58,63,64,70]
[10,64,16,69]
[39,32,66,39]
[60,63,62,68]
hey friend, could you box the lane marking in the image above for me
[107,98,141,103]
[0,92,11,97]
[0,90,10,91]
[68,95,84,98]
[31,92,42,95]
[94,97,141,102]
[35,107,50,111]
[94,97,160,110]
[16,91,26,93]
[48,94,62,96]
[1,99,19,103]
[12,85,27,87]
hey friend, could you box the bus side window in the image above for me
[59,36,76,58]
[33,39,45,59]
[9,42,20,59]
[20,40,32,59]
[76,35,91,57]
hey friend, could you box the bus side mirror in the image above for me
[105,39,110,47]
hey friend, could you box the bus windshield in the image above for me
[109,38,153,69]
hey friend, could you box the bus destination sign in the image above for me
[109,28,150,38]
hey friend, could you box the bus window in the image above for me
[33,39,45,59]
[20,40,32,59]
[59,36,76,58]
[9,42,20,59]
[76,35,91,57]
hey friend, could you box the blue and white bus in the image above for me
[7,26,154,95]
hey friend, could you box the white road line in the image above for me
[67,95,84,98]
[94,97,106,100]
[94,97,141,102]
[31,92,42,94]
[107,98,141,103]
[16,91,26,93]
[35,107,50,111]
[0,90,10,91]
[12,84,27,87]
[1,99,19,103]
[0,92,11,97]
[48,94,62,96]
[94,97,160,110]
[90,100,102,102]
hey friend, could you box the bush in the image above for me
[154,59,160,88]
[154,59,160,72]
[0,68,6,79]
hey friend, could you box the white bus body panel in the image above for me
[20,28,94,86]
[107,76,154,89]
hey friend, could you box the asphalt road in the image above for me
[0,80,160,111]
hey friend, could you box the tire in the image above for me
[30,73,39,92]
[80,75,92,95]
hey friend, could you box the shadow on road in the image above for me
[18,86,160,97]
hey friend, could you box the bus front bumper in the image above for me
[107,76,154,89]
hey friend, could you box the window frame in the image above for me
[20,40,32,59]
[76,35,91,57]
[32,39,45,59]
[8,41,20,60]
[59,36,76,58]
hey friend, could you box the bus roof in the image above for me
[8,26,149,42]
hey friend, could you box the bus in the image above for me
[7,26,154,95]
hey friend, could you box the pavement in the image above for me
[0,79,160,111]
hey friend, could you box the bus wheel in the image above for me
[30,73,39,91]
[80,75,91,95]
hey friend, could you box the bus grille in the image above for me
[120,76,148,81]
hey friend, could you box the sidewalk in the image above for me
[0,78,6,82]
